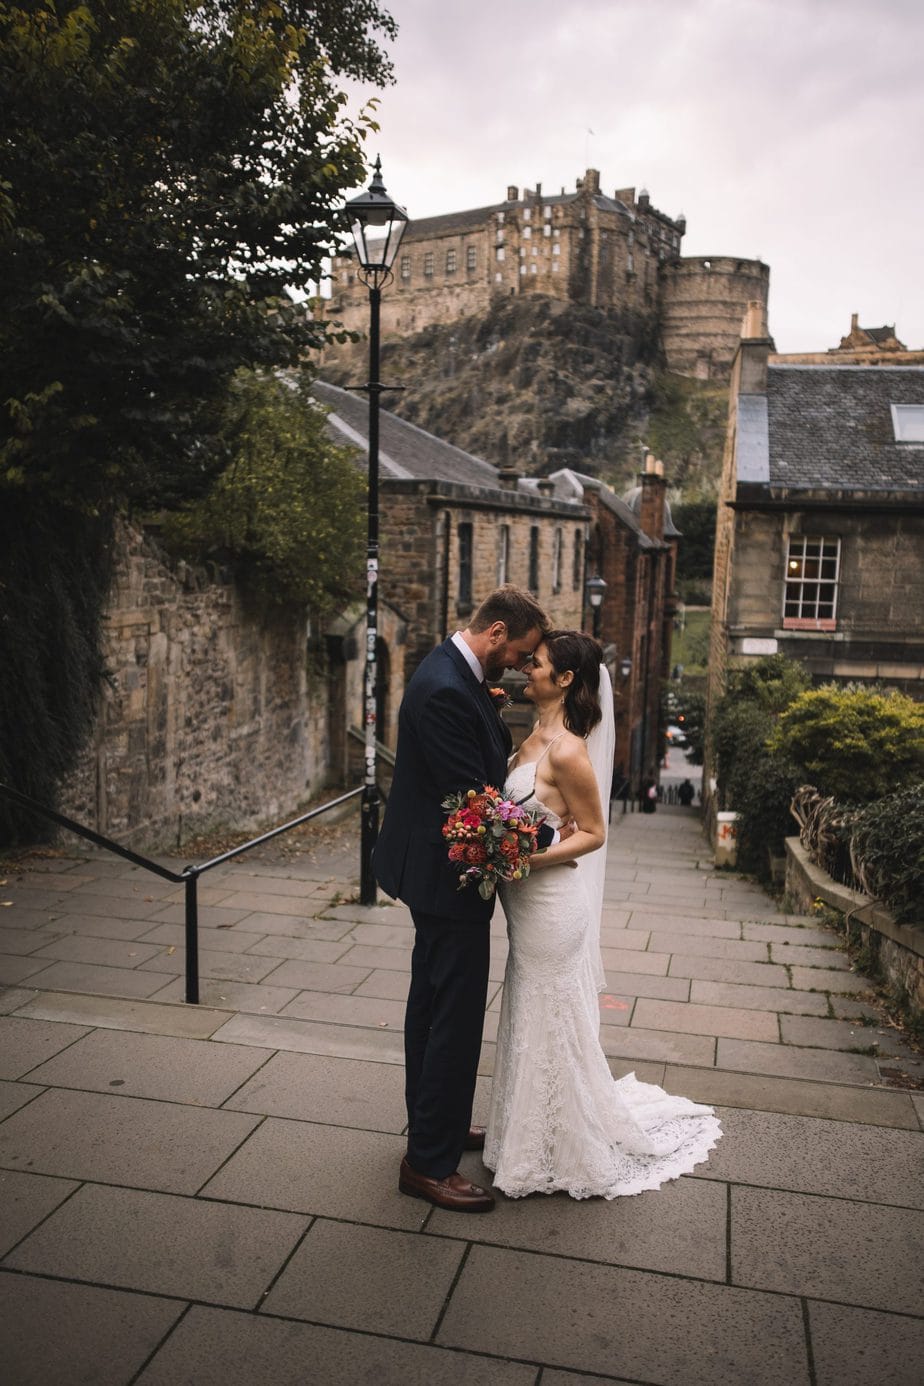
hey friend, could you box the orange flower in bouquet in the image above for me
[441,785,546,900]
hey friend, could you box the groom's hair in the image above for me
[470,585,550,639]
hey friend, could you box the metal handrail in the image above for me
[0,781,362,1004]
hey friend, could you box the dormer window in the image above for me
[891,404,924,443]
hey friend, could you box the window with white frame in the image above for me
[891,404,924,442]
[497,524,510,585]
[466,245,477,271]
[400,255,411,280]
[496,246,505,262]
[783,535,841,628]
[446,248,457,273]
[424,251,434,277]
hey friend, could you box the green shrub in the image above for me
[710,655,810,876]
[769,686,924,804]
[850,785,924,925]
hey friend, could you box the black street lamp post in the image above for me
[585,573,607,641]
[345,159,408,906]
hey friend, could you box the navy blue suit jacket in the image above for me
[375,639,513,922]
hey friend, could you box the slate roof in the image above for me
[765,366,924,493]
[313,381,499,487]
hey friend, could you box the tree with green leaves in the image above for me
[0,0,396,838]
[161,370,366,611]
[0,0,395,510]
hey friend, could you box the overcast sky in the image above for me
[342,0,923,354]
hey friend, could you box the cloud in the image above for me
[344,0,924,351]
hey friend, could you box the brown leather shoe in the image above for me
[463,1125,486,1151]
[399,1157,495,1212]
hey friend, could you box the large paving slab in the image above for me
[149,975,300,1013]
[3,1183,308,1308]
[261,1218,465,1337]
[0,1087,260,1193]
[0,1169,79,1256]
[210,1009,405,1063]
[24,1028,270,1105]
[200,1117,422,1229]
[429,1171,727,1281]
[668,955,791,987]
[12,988,234,1037]
[0,1015,90,1078]
[0,1079,43,1122]
[437,1243,809,1384]
[716,1037,880,1085]
[136,1304,537,1386]
[16,959,172,999]
[600,1024,716,1067]
[662,1065,921,1128]
[693,1108,924,1206]
[632,997,779,1042]
[28,933,165,967]
[222,1050,407,1132]
[690,978,830,1015]
[0,954,50,985]
[279,988,407,1031]
[0,1272,185,1386]
[780,1013,920,1063]
[0,926,69,954]
[139,945,285,983]
[807,1301,924,1386]
[731,1186,924,1314]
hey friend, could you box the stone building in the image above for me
[328,168,768,382]
[315,382,679,794]
[707,307,924,735]
[771,313,924,368]
[541,460,679,792]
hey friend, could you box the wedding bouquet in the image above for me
[441,785,546,899]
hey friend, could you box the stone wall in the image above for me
[785,837,924,1021]
[660,257,770,379]
[60,523,330,849]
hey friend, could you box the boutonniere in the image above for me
[488,686,512,712]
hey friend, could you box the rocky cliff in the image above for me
[323,293,727,495]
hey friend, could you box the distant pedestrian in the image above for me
[640,778,657,814]
[678,779,695,807]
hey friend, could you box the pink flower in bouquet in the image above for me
[441,785,545,900]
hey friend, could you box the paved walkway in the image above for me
[1,807,922,1384]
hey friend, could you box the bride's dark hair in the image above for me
[543,630,603,737]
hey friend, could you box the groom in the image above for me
[375,585,553,1212]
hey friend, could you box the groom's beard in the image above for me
[483,653,506,681]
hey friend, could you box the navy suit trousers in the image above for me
[404,909,491,1179]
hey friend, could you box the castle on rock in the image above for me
[330,167,770,381]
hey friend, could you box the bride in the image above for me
[484,629,722,1199]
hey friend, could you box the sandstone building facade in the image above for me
[329,168,769,382]
[708,310,924,729]
[317,382,678,797]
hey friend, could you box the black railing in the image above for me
[0,782,363,1004]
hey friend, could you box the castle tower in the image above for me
[658,257,771,379]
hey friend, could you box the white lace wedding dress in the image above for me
[484,759,722,1200]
